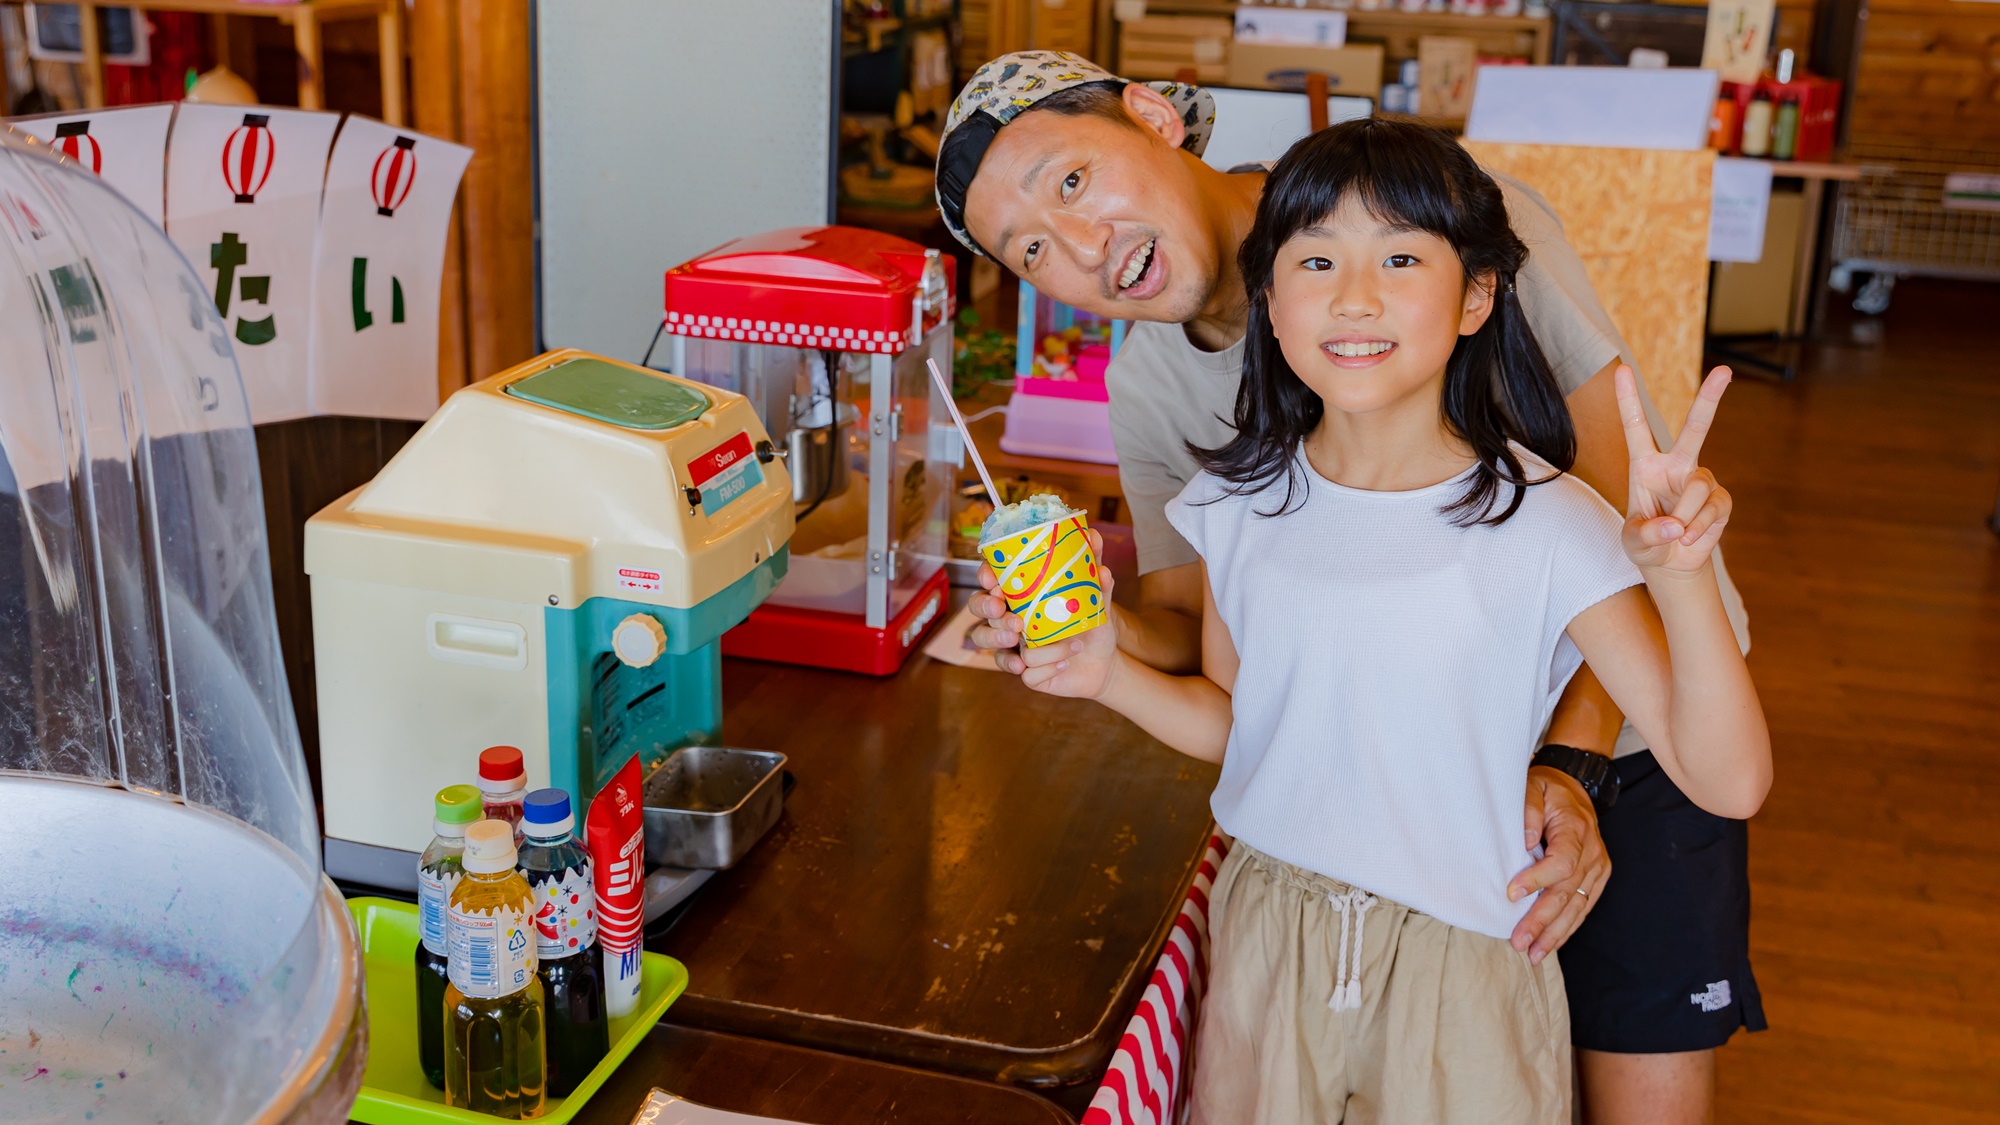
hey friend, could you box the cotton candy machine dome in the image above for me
[0,131,363,1121]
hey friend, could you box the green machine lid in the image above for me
[504,357,709,430]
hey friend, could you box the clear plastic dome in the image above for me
[0,130,361,1122]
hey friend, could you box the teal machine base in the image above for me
[544,548,789,821]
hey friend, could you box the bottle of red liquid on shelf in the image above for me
[478,746,528,841]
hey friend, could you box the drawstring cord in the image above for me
[1326,888,1378,1012]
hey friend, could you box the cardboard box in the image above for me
[1118,15,1233,83]
[1709,188,1803,333]
[1225,41,1386,99]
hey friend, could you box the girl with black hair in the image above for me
[1018,119,1770,1122]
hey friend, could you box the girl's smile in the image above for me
[1322,335,1399,366]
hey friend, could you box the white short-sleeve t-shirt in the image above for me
[1110,168,1749,757]
[1167,449,1643,940]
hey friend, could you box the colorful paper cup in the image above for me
[980,513,1107,648]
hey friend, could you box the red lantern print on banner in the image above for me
[52,121,102,175]
[371,135,417,217]
[221,113,275,204]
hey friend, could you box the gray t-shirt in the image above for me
[1104,170,1748,757]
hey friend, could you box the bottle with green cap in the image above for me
[415,784,482,1089]
[444,819,546,1117]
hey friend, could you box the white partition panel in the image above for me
[536,0,838,365]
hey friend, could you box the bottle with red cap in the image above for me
[477,746,528,840]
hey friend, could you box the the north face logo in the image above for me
[1689,981,1732,1012]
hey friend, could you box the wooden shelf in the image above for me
[1762,159,1862,182]
[1347,10,1551,32]
[1343,9,1553,65]
[6,0,405,121]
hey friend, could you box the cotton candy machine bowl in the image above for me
[0,774,364,1124]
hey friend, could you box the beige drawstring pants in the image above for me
[1189,844,1572,1125]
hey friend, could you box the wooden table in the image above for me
[573,1024,1077,1125]
[645,630,1219,1095]
[1766,159,1863,337]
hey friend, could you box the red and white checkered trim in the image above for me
[1085,832,1231,1125]
[665,309,910,353]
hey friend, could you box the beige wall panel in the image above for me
[1463,141,1715,433]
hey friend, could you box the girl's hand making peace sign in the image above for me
[1618,364,1734,574]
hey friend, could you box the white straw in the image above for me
[927,357,1001,504]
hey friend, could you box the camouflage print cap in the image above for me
[935,51,1216,259]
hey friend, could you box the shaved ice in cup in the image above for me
[979,494,1108,648]
[980,492,1080,543]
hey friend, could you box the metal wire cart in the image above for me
[1830,137,2000,314]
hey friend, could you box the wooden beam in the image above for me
[78,1,105,107]
[411,0,470,398]
[292,5,325,110]
[377,0,405,126]
[455,0,537,379]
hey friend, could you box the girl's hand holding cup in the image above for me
[1617,364,1735,574]
[971,505,1112,675]
[1016,561,1121,699]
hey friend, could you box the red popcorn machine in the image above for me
[664,226,957,675]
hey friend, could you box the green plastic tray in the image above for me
[346,897,687,1125]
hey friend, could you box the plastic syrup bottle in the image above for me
[1740,86,1775,158]
[519,789,609,1096]
[444,819,546,1118]
[1771,49,1800,161]
[478,746,529,840]
[416,784,483,1090]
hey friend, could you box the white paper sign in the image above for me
[11,104,174,225]
[1465,66,1719,151]
[1708,156,1773,263]
[166,104,339,423]
[1701,0,1776,85]
[307,116,472,420]
[1943,172,2000,212]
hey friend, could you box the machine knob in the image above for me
[612,614,668,668]
[754,439,784,463]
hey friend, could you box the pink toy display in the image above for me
[1000,281,1123,465]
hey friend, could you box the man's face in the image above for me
[962,100,1218,325]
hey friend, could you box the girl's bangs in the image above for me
[1263,127,1469,258]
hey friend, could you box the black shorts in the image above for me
[1561,750,1768,1054]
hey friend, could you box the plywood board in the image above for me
[1463,141,1715,432]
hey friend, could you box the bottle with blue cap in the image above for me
[518,787,608,1095]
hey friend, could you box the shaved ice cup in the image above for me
[980,513,1108,648]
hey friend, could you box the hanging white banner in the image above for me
[166,104,338,424]
[11,103,175,226]
[306,115,472,421]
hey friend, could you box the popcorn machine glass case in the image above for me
[666,227,955,675]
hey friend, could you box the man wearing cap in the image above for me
[943,52,1762,1123]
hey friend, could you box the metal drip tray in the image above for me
[641,747,788,870]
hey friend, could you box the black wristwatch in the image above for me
[1532,744,1620,814]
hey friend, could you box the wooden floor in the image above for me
[1703,280,2000,1123]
